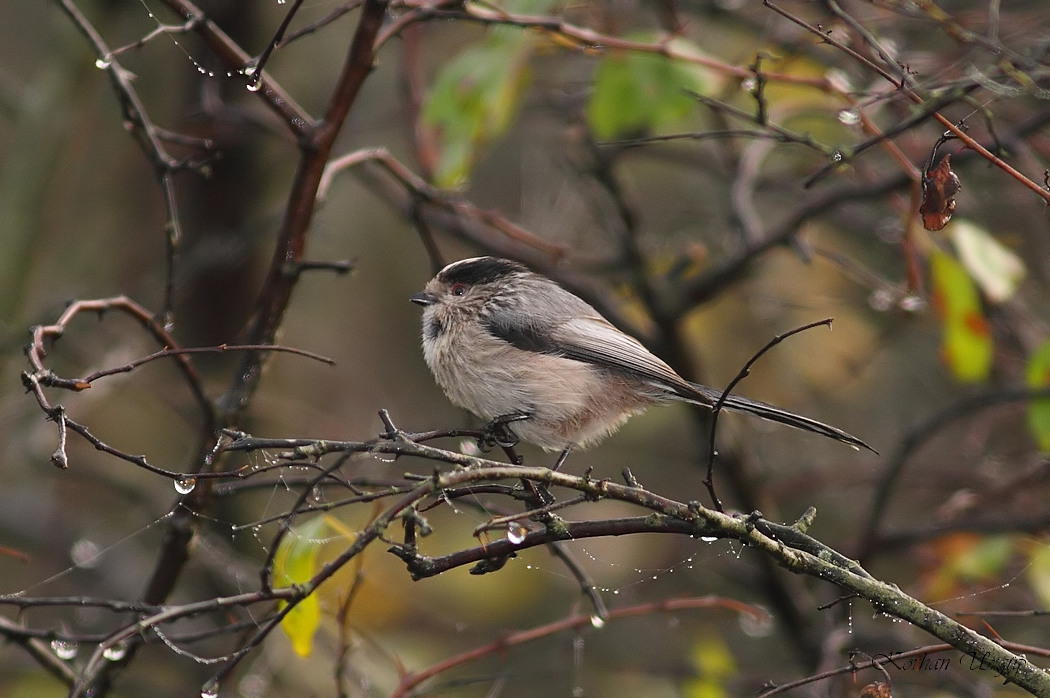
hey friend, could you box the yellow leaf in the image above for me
[1026,340,1050,452]
[273,515,328,657]
[1026,541,1050,608]
[682,635,736,698]
[930,250,993,383]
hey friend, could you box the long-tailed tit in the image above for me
[411,256,871,466]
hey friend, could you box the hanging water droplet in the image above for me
[899,295,925,312]
[868,288,893,312]
[246,80,262,93]
[739,607,774,637]
[51,638,79,659]
[103,640,128,661]
[831,150,845,163]
[827,69,852,92]
[506,523,527,546]
[175,476,197,494]
[589,614,605,629]
[70,538,102,568]
[200,680,220,698]
[458,438,481,456]
[238,673,267,698]
[700,536,718,543]
[837,108,860,125]
[95,56,112,70]
[741,77,757,92]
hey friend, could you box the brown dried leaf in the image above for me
[860,681,893,697]
[920,154,961,231]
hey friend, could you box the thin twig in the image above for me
[704,319,834,510]
[393,596,765,697]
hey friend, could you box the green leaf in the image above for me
[422,0,555,187]
[1026,340,1050,451]
[587,38,710,140]
[273,516,328,657]
[951,219,1025,303]
[949,535,1014,580]
[1027,542,1050,608]
[930,250,992,383]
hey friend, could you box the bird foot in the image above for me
[478,412,531,451]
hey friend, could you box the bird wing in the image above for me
[551,317,698,395]
[483,307,696,399]
[555,319,874,451]
[482,304,875,451]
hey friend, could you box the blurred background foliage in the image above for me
[3,1,1050,696]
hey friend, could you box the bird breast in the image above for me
[422,309,653,450]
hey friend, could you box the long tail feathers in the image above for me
[687,383,876,453]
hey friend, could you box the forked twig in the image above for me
[704,319,834,511]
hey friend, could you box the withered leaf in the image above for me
[860,682,892,698]
[920,154,961,231]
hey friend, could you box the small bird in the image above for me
[411,256,871,466]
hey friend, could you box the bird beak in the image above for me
[410,291,437,306]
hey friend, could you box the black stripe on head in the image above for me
[437,257,527,287]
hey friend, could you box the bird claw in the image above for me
[478,412,531,451]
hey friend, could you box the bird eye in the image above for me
[450,283,467,296]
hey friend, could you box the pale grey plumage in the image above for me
[411,256,872,455]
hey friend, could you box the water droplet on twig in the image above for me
[51,638,78,659]
[103,640,128,661]
[506,523,527,546]
[837,108,860,125]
